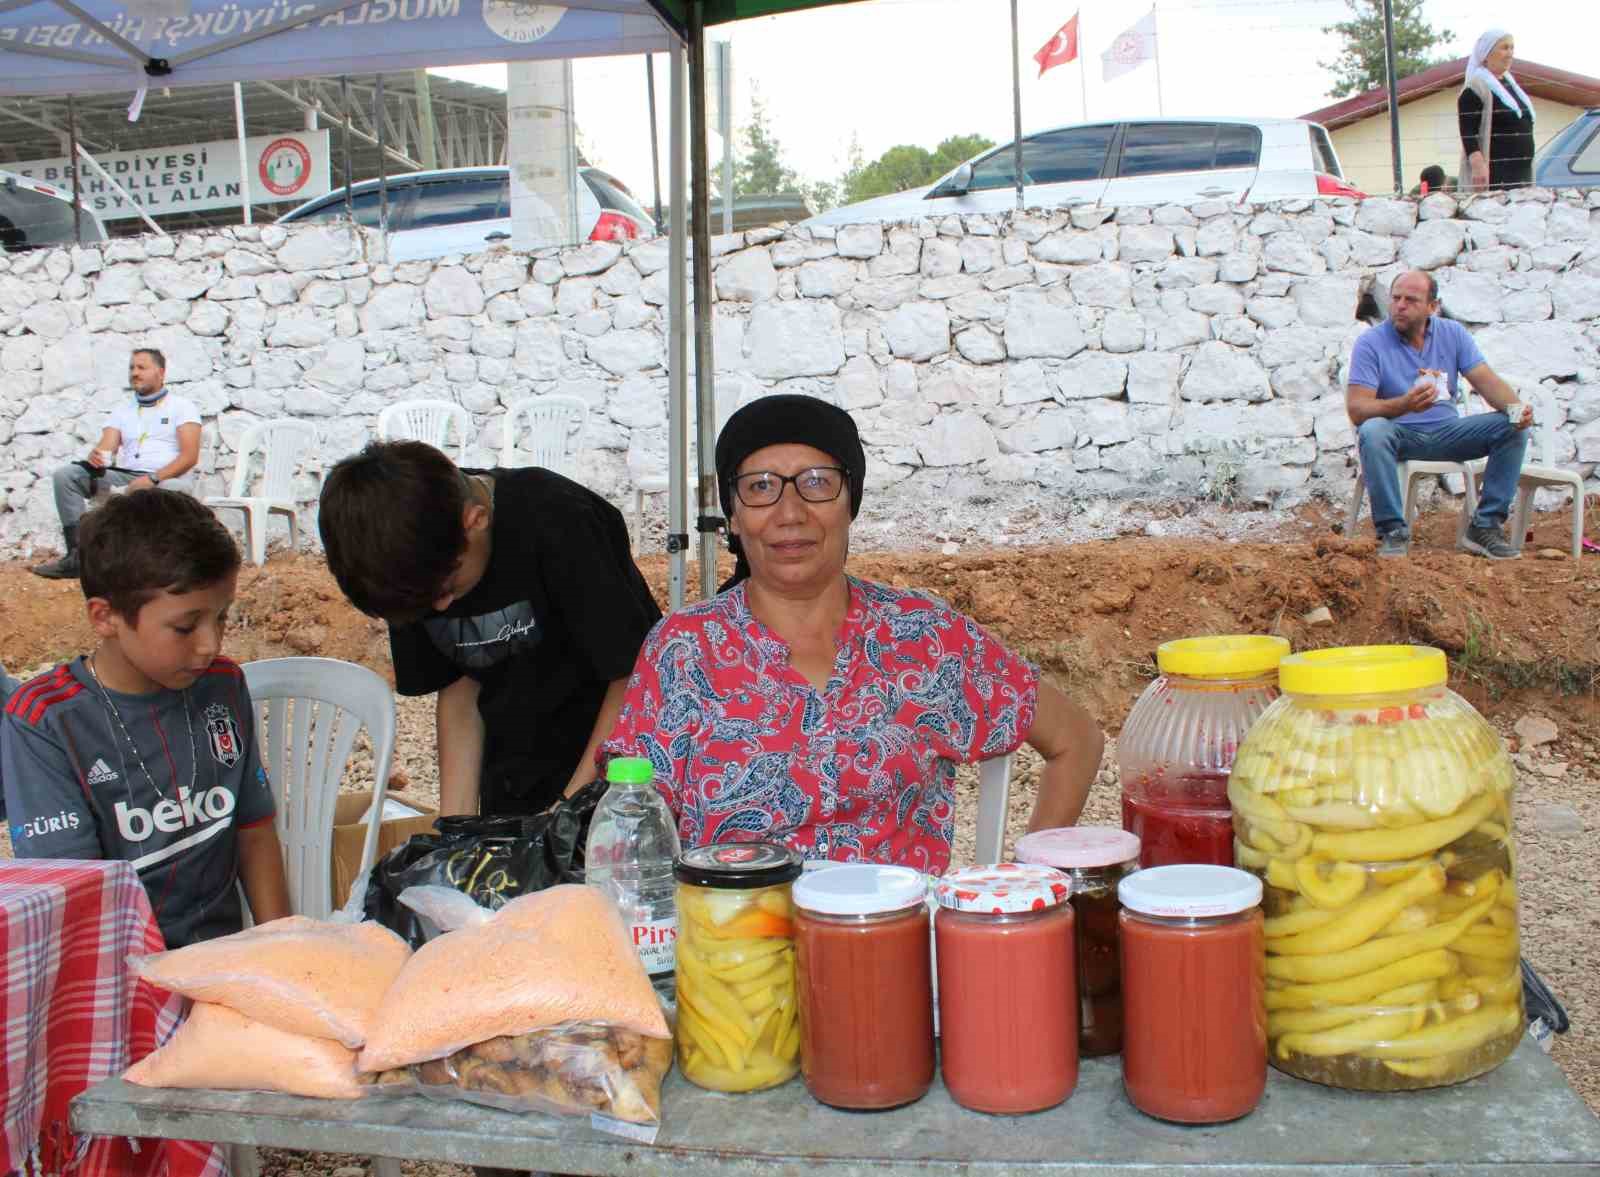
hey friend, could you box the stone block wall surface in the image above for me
[2,188,1598,555]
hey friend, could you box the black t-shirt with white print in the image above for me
[388,467,661,815]
[1,656,276,949]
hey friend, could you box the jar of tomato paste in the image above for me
[1119,635,1289,868]
[933,864,1077,1114]
[793,864,933,1109]
[1015,828,1141,1057]
[1119,864,1266,1123]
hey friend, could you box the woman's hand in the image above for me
[1469,152,1489,189]
[1023,682,1104,833]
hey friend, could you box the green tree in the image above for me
[1320,0,1454,99]
[730,93,799,197]
[842,133,994,204]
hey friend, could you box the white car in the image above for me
[0,168,107,252]
[278,165,657,261]
[805,118,1363,227]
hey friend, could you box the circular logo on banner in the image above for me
[482,0,565,42]
[1110,32,1143,64]
[258,138,313,198]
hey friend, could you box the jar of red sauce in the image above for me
[1014,828,1141,1057]
[1119,635,1289,868]
[792,864,933,1109]
[1119,864,1266,1123]
[933,865,1076,1114]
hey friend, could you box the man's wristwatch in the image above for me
[149,475,161,486]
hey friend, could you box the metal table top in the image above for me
[73,1037,1600,1175]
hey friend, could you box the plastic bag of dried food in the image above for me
[125,1002,369,1100]
[398,884,495,941]
[359,885,671,1075]
[369,1022,673,1126]
[132,916,411,1048]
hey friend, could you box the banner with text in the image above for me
[11,130,331,220]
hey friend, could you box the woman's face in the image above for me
[729,442,852,597]
[1486,36,1514,76]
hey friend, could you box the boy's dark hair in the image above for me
[318,440,472,621]
[79,489,241,621]
[132,347,166,370]
[1419,165,1447,190]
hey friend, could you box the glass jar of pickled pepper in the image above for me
[1120,635,1289,869]
[674,843,803,1092]
[1230,645,1523,1091]
[1015,828,1141,1056]
[933,864,1077,1114]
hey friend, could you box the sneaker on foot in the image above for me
[1460,523,1519,560]
[31,551,80,579]
[1377,531,1410,558]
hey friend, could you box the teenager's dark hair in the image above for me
[318,440,472,621]
[132,347,166,370]
[1419,164,1447,190]
[79,489,240,620]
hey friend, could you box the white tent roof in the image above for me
[0,0,677,97]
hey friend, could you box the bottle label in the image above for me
[631,915,678,976]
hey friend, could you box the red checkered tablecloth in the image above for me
[0,859,226,1177]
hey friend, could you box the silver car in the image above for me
[805,117,1362,227]
[0,168,107,252]
[1534,109,1600,189]
[278,165,657,261]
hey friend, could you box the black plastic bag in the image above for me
[364,779,607,947]
[1522,957,1570,1047]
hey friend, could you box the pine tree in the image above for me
[1321,0,1454,99]
[731,93,799,197]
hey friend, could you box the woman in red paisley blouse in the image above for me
[599,394,1103,873]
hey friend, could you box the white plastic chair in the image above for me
[205,419,318,566]
[377,399,471,463]
[500,394,587,475]
[241,657,397,921]
[974,755,1013,867]
[1508,388,1587,558]
[629,381,736,553]
[1345,461,1480,544]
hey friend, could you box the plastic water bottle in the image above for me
[586,756,681,1004]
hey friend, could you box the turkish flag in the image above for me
[1034,13,1080,77]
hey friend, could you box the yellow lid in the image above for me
[1278,645,1447,697]
[1156,635,1291,679]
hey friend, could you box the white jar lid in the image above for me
[791,864,927,916]
[1015,827,1141,870]
[1118,864,1261,918]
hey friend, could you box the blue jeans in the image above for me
[1357,413,1527,536]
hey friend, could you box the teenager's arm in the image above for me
[236,820,291,924]
[436,675,484,816]
[565,677,629,797]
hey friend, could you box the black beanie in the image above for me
[714,395,865,591]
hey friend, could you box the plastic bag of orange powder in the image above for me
[133,916,411,1048]
[125,1002,368,1099]
[358,885,670,1074]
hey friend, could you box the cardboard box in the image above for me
[331,790,439,910]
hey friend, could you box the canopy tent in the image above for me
[0,0,867,605]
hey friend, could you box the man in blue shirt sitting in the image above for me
[1347,270,1530,559]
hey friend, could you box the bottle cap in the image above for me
[792,864,927,916]
[605,756,654,785]
[675,842,803,889]
[1015,827,1141,870]
[1278,645,1447,697]
[1156,635,1290,679]
[932,864,1071,914]
[1118,864,1261,918]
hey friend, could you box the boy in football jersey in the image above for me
[2,490,290,947]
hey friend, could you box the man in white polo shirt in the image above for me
[32,348,202,580]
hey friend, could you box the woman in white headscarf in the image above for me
[1457,29,1535,191]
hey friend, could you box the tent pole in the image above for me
[75,146,165,236]
[687,0,719,601]
[68,93,81,246]
[341,75,354,217]
[1009,0,1023,211]
[234,82,252,225]
[646,54,664,231]
[666,40,688,610]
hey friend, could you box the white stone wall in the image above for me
[2,188,1599,555]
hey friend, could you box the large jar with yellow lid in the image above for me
[1230,645,1523,1091]
[1119,635,1290,869]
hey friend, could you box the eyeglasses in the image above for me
[733,466,847,508]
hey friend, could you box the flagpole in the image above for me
[1078,15,1089,121]
[1151,3,1164,116]
[1010,0,1024,211]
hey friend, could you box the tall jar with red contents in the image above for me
[933,864,1077,1114]
[1119,635,1289,868]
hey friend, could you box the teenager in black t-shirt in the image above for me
[318,441,661,816]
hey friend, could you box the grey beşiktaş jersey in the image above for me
[1,656,275,948]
